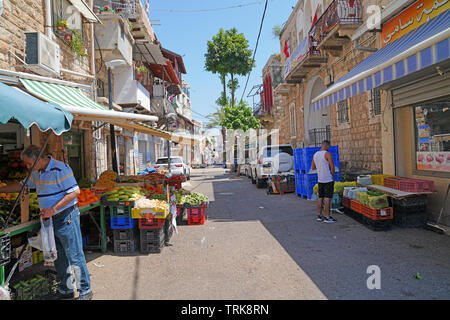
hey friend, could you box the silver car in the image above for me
[153,157,191,180]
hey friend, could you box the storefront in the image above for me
[311,5,450,224]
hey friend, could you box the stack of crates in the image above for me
[138,214,167,254]
[294,146,340,200]
[110,205,138,254]
[392,195,428,228]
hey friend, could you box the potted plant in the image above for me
[69,30,87,58]
[136,65,147,81]
[55,20,68,32]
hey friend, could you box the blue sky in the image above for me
[147,0,298,126]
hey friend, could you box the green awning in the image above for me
[0,82,72,135]
[20,78,108,111]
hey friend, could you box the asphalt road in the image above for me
[86,167,450,300]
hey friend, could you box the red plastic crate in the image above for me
[350,200,363,213]
[342,196,350,208]
[138,216,166,229]
[383,177,404,190]
[186,204,207,219]
[176,205,184,217]
[398,179,435,193]
[361,205,393,220]
[188,216,205,225]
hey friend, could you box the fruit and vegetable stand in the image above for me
[0,201,106,288]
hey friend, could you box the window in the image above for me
[289,104,296,138]
[52,0,84,38]
[415,101,450,173]
[263,146,293,157]
[370,89,382,116]
[337,99,349,124]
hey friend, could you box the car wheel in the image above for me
[251,171,256,184]
[256,177,266,189]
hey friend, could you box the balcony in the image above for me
[310,0,363,56]
[94,11,134,65]
[283,36,327,83]
[113,66,150,111]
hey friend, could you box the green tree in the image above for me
[272,24,282,39]
[220,100,260,132]
[205,28,254,107]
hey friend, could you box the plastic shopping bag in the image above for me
[40,217,57,266]
[27,229,43,251]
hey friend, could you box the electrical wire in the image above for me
[240,0,268,103]
[150,1,263,13]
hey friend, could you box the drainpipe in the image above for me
[45,0,53,38]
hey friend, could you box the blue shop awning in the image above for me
[0,82,73,135]
[312,10,450,111]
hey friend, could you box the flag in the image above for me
[283,39,290,58]
[310,4,319,30]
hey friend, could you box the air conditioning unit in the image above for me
[25,31,61,77]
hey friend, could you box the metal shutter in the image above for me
[392,73,450,108]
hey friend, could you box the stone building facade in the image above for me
[275,0,391,174]
[0,0,99,179]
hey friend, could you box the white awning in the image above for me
[69,0,100,23]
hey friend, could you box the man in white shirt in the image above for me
[311,140,336,223]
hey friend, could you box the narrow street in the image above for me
[86,168,450,300]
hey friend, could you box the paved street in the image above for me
[86,168,450,300]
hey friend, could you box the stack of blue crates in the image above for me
[294,146,341,200]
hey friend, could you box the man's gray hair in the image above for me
[21,145,45,161]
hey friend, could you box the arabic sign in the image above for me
[381,0,449,47]
[283,36,310,79]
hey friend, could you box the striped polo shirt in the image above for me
[21,157,79,214]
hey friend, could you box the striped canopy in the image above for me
[20,78,108,111]
[0,82,72,135]
[312,10,450,111]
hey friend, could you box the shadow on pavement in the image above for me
[201,168,450,300]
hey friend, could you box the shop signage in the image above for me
[381,0,449,47]
[417,151,450,172]
[283,36,310,79]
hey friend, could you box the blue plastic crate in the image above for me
[302,146,340,173]
[294,149,304,171]
[334,172,341,182]
[302,147,321,172]
[295,173,305,195]
[111,217,137,229]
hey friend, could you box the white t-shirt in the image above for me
[313,150,333,183]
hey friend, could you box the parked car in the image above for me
[239,161,250,177]
[250,144,294,188]
[153,157,191,180]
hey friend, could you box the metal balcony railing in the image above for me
[95,0,138,19]
[309,126,331,147]
[309,0,363,48]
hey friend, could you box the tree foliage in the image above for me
[205,28,254,107]
[220,100,260,132]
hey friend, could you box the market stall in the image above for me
[0,81,73,293]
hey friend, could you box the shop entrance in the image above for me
[63,131,85,181]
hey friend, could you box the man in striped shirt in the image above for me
[0,145,92,300]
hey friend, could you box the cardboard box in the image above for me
[14,244,33,272]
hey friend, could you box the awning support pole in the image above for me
[108,67,119,175]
